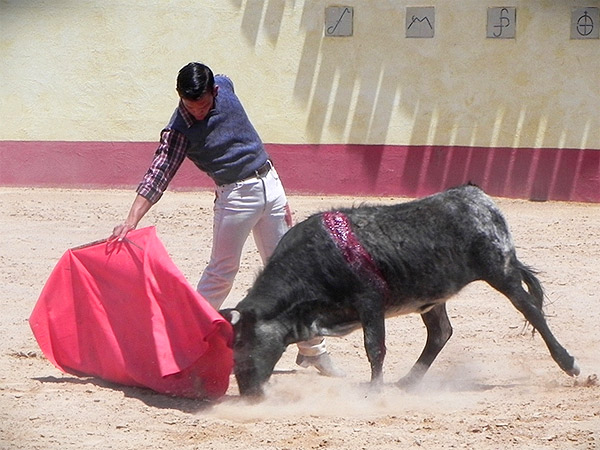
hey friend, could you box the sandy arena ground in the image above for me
[1,186,599,449]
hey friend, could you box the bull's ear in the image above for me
[220,308,241,325]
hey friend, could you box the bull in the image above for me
[221,184,579,397]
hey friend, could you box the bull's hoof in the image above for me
[397,367,427,390]
[568,359,581,377]
[366,379,384,395]
[237,382,266,400]
[396,376,421,391]
[239,389,265,402]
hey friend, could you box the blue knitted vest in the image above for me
[167,75,269,185]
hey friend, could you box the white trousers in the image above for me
[197,166,326,357]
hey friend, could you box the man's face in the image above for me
[181,86,218,121]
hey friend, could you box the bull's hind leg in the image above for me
[398,303,453,388]
[492,266,579,377]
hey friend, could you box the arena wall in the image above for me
[1,1,598,201]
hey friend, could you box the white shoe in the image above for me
[296,352,346,377]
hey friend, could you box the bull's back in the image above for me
[344,185,514,299]
[250,185,514,315]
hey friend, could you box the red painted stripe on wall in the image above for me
[1,141,598,202]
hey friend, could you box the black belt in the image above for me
[242,160,271,181]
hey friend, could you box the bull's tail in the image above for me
[518,262,545,312]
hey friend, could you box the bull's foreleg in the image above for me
[358,296,387,385]
[398,303,453,388]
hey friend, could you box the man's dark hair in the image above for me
[176,62,215,100]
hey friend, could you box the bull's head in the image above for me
[220,308,286,398]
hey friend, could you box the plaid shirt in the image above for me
[136,103,194,204]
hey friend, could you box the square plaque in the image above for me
[406,7,435,38]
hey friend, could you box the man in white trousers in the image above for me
[111,62,343,377]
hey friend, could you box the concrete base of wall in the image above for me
[1,141,598,202]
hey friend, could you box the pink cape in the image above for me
[29,227,234,399]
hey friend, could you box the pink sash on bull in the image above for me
[322,211,388,293]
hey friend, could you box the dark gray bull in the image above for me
[222,184,579,397]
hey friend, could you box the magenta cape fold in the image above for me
[29,227,234,399]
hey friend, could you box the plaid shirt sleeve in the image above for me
[136,128,189,204]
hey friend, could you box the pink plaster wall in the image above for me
[1,141,598,202]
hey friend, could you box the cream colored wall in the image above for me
[2,0,598,149]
